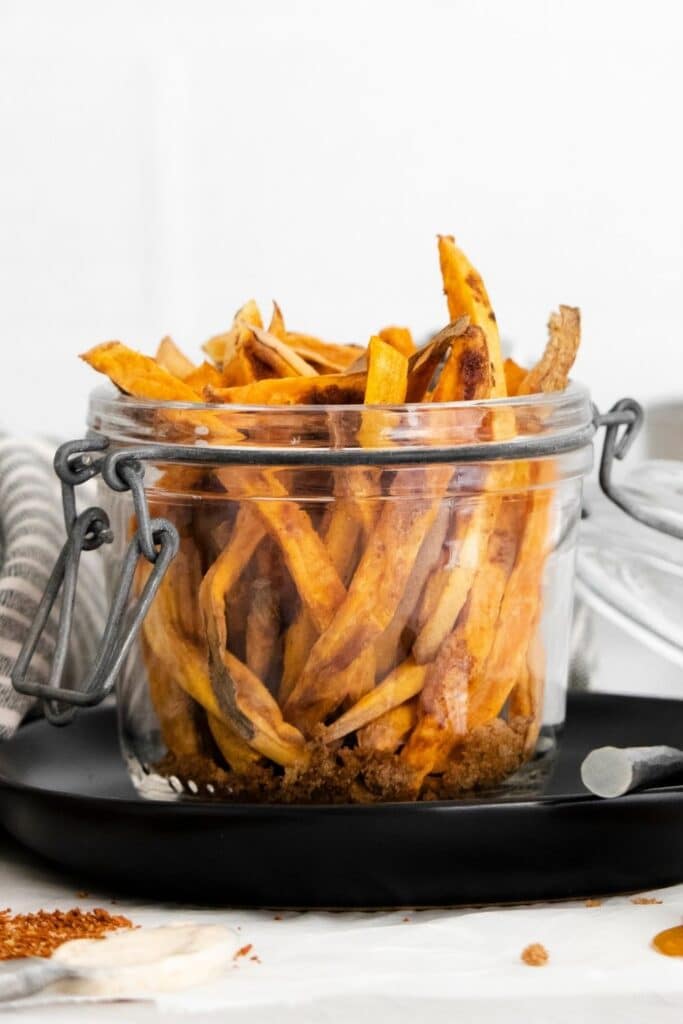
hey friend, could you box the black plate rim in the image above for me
[2,691,683,819]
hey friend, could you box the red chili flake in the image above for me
[233,943,253,960]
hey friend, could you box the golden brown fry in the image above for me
[207,714,263,774]
[405,318,469,401]
[518,306,581,395]
[363,336,408,406]
[503,357,528,397]
[286,333,362,372]
[198,508,309,767]
[284,479,447,734]
[430,325,492,402]
[144,640,207,757]
[402,496,528,782]
[203,299,263,368]
[267,301,287,340]
[183,361,224,392]
[374,503,450,678]
[509,619,545,756]
[155,336,196,379]
[249,325,317,378]
[357,698,417,753]
[468,470,553,729]
[214,470,347,635]
[325,659,427,742]
[378,325,416,357]
[279,504,362,704]
[205,372,367,406]
[245,541,281,683]
[81,342,202,403]
[437,235,506,397]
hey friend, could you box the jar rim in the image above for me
[88,380,590,417]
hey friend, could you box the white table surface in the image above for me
[1,648,682,1022]
[0,826,682,1023]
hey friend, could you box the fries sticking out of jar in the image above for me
[80,235,583,803]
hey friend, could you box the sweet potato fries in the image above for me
[82,235,581,802]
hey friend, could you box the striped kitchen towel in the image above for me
[0,439,107,739]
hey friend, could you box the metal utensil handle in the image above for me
[11,397,674,720]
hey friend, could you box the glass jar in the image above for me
[79,382,594,803]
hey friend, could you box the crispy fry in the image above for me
[325,659,427,742]
[437,235,506,397]
[405,318,468,401]
[357,698,418,753]
[249,325,317,378]
[518,306,581,395]
[198,508,308,767]
[183,361,224,392]
[203,299,263,368]
[284,479,447,733]
[430,325,492,402]
[504,357,527,397]
[246,540,281,683]
[509,619,545,756]
[363,336,408,406]
[214,470,347,635]
[402,496,528,782]
[468,469,553,729]
[155,336,196,379]
[267,301,287,340]
[378,325,416,357]
[286,333,362,372]
[374,502,450,678]
[205,372,367,406]
[81,342,202,403]
[144,639,207,757]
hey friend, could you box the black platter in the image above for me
[0,692,682,907]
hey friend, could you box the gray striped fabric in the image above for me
[0,440,107,738]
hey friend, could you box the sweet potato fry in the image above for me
[203,299,263,368]
[405,318,468,401]
[246,540,281,683]
[402,496,528,782]
[284,479,448,733]
[144,639,207,758]
[503,357,527,397]
[357,698,417,753]
[198,509,309,766]
[324,658,427,742]
[430,325,492,402]
[518,306,581,395]
[155,336,196,379]
[205,372,367,406]
[249,326,317,378]
[267,301,287,340]
[81,342,202,403]
[183,361,224,392]
[378,325,416,357]
[437,235,506,397]
[286,333,362,372]
[468,469,553,730]
[508,619,545,756]
[374,502,450,678]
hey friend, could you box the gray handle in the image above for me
[581,745,683,798]
[0,958,71,1001]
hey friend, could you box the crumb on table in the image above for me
[521,942,549,967]
[585,898,603,908]
[631,896,663,905]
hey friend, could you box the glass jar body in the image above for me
[88,387,593,803]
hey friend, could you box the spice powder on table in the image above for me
[0,908,134,959]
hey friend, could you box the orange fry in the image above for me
[518,306,581,395]
[378,325,416,357]
[155,336,196,379]
[205,372,367,406]
[325,658,427,742]
[357,698,418,753]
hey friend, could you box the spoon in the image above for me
[0,923,236,1002]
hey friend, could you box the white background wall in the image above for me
[0,0,682,438]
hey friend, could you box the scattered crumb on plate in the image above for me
[521,943,549,967]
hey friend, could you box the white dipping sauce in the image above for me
[51,923,237,996]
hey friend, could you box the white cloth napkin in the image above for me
[0,439,106,737]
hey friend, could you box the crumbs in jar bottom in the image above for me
[154,715,531,803]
